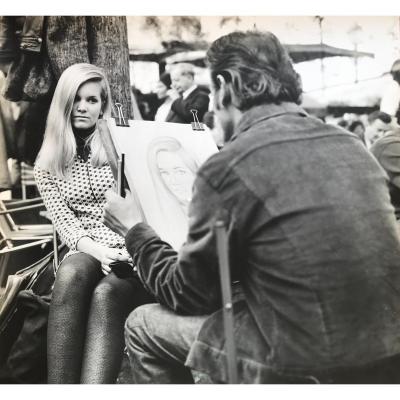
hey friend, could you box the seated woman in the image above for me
[34,63,153,384]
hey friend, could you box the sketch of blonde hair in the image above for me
[147,136,199,246]
[35,63,112,179]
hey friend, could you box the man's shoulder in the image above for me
[197,146,238,191]
[186,86,209,100]
[371,131,400,156]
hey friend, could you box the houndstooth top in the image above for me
[34,152,129,264]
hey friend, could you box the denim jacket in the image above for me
[126,103,400,383]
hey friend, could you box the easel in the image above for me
[99,103,205,203]
[99,104,240,381]
[215,219,238,384]
[98,103,145,220]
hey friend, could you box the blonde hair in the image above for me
[36,63,112,179]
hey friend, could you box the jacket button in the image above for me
[37,38,42,43]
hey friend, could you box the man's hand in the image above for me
[167,88,181,100]
[103,189,142,237]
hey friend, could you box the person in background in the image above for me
[370,126,400,221]
[365,111,392,147]
[34,63,152,384]
[103,30,400,384]
[380,59,400,125]
[348,120,366,145]
[166,63,209,124]
[154,72,173,122]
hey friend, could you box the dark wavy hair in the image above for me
[390,59,400,84]
[206,31,303,110]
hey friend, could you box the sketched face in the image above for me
[156,150,195,203]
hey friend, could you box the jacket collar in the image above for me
[230,102,308,142]
[182,84,198,100]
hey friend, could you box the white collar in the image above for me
[182,84,197,100]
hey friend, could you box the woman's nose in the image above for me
[76,100,87,112]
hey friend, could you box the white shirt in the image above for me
[380,80,400,116]
[154,97,173,122]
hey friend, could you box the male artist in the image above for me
[104,31,400,383]
[165,62,209,124]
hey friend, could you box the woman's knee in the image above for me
[91,279,118,306]
[53,253,101,301]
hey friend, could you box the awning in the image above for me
[130,42,374,65]
[285,43,374,63]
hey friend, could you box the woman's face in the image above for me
[71,81,103,130]
[155,81,168,100]
[156,150,195,203]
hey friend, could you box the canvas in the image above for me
[108,118,219,249]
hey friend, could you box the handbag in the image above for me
[0,244,66,383]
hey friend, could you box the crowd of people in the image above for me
[2,25,400,385]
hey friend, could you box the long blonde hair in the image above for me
[36,63,112,179]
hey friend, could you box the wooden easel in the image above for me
[97,105,145,221]
[215,219,238,384]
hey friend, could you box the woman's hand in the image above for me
[96,246,131,276]
[76,237,132,275]
[95,246,130,266]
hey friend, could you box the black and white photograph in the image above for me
[1,4,400,393]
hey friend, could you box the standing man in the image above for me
[380,59,400,125]
[370,127,400,220]
[104,31,400,384]
[166,63,209,124]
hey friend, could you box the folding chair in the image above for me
[20,162,38,200]
[0,199,55,287]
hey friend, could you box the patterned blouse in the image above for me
[34,152,129,264]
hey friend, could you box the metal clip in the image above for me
[190,109,205,131]
[115,102,129,127]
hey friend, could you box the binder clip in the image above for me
[190,109,205,131]
[115,102,130,127]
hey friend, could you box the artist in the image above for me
[104,31,400,383]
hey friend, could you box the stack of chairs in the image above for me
[0,197,56,289]
[20,163,37,200]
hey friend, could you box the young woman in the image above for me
[34,63,153,384]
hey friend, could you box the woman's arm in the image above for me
[35,164,131,268]
[76,236,129,265]
[34,164,92,251]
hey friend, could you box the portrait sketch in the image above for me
[108,119,218,249]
